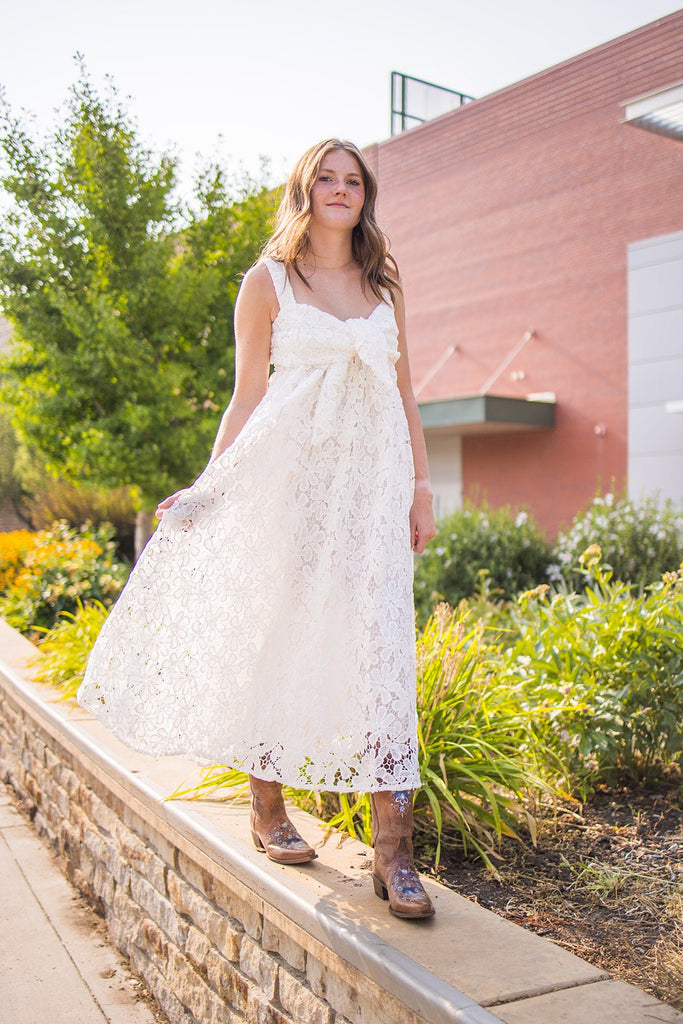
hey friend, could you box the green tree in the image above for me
[0,65,278,551]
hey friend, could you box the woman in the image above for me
[78,139,437,920]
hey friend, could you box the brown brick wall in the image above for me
[369,12,683,533]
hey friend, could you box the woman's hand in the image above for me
[410,485,436,554]
[155,489,189,520]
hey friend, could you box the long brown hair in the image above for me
[261,139,400,303]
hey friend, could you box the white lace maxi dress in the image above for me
[78,258,420,792]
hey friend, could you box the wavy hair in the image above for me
[261,139,400,303]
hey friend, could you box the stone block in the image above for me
[87,790,121,837]
[43,745,60,772]
[82,822,109,864]
[239,935,278,1000]
[24,769,42,804]
[115,821,167,893]
[112,883,144,940]
[130,870,187,947]
[53,782,71,819]
[306,955,363,1023]
[57,817,81,862]
[262,917,306,973]
[32,808,57,847]
[31,736,46,763]
[96,836,130,889]
[209,957,250,1016]
[135,916,170,961]
[207,912,243,963]
[43,798,62,830]
[93,859,115,905]
[204,986,239,1024]
[106,907,133,957]
[73,842,96,885]
[246,988,293,1024]
[167,870,223,936]
[176,849,217,898]
[166,944,216,1023]
[212,876,263,941]
[129,944,193,1024]
[185,924,211,976]
[122,803,179,868]
[177,851,263,940]
[278,968,333,1024]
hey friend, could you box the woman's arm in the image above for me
[156,264,276,518]
[393,288,437,554]
[209,263,276,461]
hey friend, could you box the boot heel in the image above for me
[251,830,266,852]
[372,874,389,901]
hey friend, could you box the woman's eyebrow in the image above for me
[319,166,360,176]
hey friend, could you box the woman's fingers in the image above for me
[155,489,187,519]
[410,506,436,553]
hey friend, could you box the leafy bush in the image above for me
[411,603,556,864]
[31,600,109,699]
[21,477,138,562]
[413,503,553,623]
[504,548,683,792]
[0,521,128,633]
[553,493,683,591]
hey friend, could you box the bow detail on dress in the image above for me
[306,317,399,445]
[350,315,400,388]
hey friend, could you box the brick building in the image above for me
[367,13,683,534]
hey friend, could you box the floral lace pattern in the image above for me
[78,258,420,792]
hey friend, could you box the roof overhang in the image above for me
[622,81,683,142]
[419,394,556,436]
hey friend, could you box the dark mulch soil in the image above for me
[420,781,683,1011]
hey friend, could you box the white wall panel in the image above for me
[629,308,683,363]
[425,434,463,520]
[629,356,683,405]
[627,229,683,503]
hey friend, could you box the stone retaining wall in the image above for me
[1,693,334,1024]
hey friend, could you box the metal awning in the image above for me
[419,394,556,435]
[622,81,683,142]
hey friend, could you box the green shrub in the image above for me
[504,548,683,792]
[413,502,553,624]
[31,600,109,699]
[17,466,138,562]
[553,493,683,591]
[0,521,128,633]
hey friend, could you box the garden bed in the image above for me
[429,779,683,1012]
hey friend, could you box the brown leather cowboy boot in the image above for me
[249,776,317,864]
[370,790,435,919]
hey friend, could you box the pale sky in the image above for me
[1,0,681,193]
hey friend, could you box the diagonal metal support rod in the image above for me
[478,329,536,395]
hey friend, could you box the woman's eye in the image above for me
[347,179,361,188]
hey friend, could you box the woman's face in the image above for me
[309,149,365,231]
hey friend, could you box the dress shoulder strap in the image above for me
[262,258,289,304]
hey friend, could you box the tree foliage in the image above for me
[0,64,279,509]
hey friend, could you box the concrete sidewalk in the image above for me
[0,786,160,1024]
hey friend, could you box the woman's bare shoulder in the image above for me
[237,261,280,315]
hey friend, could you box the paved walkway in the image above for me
[0,786,160,1024]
